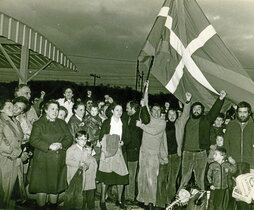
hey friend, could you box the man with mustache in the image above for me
[178,90,226,191]
[224,101,254,210]
[224,101,254,170]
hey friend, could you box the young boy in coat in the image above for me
[207,147,236,210]
[66,131,98,209]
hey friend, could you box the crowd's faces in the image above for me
[1,102,14,117]
[126,102,135,116]
[216,136,224,147]
[76,135,87,147]
[160,113,166,120]
[87,90,92,98]
[58,110,67,120]
[177,109,182,117]
[213,150,224,163]
[192,105,202,119]
[74,104,85,119]
[165,102,170,109]
[214,117,224,128]
[100,104,109,120]
[237,107,250,123]
[104,95,109,102]
[86,100,93,111]
[151,106,161,119]
[90,107,99,117]
[168,110,177,122]
[13,102,26,117]
[45,103,59,121]
[17,86,31,101]
[112,105,123,119]
[224,118,231,125]
[98,101,105,110]
[86,146,93,155]
[64,88,73,100]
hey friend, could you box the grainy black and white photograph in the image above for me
[0,0,253,209]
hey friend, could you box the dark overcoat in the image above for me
[68,115,86,141]
[29,116,72,194]
[122,106,150,162]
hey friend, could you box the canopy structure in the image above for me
[0,12,77,84]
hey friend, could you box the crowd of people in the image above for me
[0,82,253,210]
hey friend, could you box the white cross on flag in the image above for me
[138,0,254,109]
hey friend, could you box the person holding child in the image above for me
[66,130,98,210]
[207,147,237,210]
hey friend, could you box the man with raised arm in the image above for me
[178,90,226,191]
[136,82,168,210]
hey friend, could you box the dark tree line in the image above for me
[0,80,178,108]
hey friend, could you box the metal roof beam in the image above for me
[0,12,77,71]
[27,60,52,82]
[0,43,25,82]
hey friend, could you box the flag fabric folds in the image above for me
[138,0,254,109]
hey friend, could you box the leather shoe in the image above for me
[116,201,126,209]
[147,203,154,210]
[100,202,107,210]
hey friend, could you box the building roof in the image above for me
[0,12,77,72]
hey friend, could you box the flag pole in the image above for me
[146,56,154,81]
[135,60,139,91]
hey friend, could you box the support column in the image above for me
[19,45,29,84]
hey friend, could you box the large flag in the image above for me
[138,0,254,110]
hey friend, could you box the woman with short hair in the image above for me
[97,103,129,210]
[28,100,72,207]
[68,101,86,141]
[0,98,23,207]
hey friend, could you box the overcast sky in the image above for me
[1,0,254,93]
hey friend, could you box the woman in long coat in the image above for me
[29,100,72,207]
[0,98,23,208]
[97,103,129,210]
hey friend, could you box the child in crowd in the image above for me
[82,141,98,210]
[207,134,224,163]
[66,131,98,210]
[207,147,236,210]
[84,105,102,144]
[57,106,68,121]
[210,113,225,145]
[83,104,102,162]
